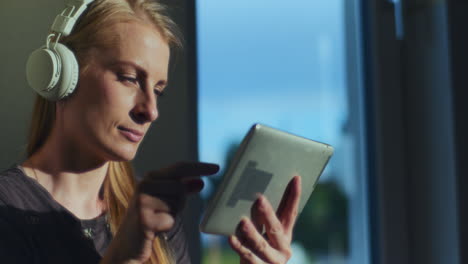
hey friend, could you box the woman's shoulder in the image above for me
[0,166,23,179]
[0,167,28,204]
[0,166,54,211]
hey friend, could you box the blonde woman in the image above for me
[0,0,302,263]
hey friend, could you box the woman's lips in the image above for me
[118,126,144,143]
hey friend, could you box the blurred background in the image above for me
[196,1,363,263]
[1,0,468,264]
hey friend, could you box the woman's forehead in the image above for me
[114,21,168,57]
[95,21,170,76]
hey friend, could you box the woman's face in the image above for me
[59,21,170,162]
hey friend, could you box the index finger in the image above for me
[146,161,220,179]
[276,176,302,237]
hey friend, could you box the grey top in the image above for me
[0,166,191,264]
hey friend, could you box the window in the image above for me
[197,0,369,263]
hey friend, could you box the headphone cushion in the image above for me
[54,43,79,100]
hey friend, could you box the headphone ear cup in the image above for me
[26,47,62,97]
[25,43,79,101]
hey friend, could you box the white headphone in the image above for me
[26,0,95,101]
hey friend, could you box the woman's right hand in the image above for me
[100,162,219,264]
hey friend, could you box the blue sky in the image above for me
[197,0,347,172]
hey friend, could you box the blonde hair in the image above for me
[26,1,182,263]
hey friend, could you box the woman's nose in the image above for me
[131,93,158,123]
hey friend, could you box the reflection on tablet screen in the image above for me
[226,160,273,208]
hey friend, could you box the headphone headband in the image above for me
[51,0,95,36]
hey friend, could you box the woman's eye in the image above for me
[118,74,138,85]
[154,88,164,97]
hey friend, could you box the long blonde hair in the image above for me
[26,1,182,263]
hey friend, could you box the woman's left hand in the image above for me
[228,176,302,264]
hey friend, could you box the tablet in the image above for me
[200,123,334,236]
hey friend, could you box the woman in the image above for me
[0,0,302,263]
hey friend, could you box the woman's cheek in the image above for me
[101,79,136,109]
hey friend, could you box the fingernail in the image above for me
[187,180,204,193]
[230,235,240,247]
[208,163,220,169]
[240,218,249,232]
[295,175,301,183]
[257,195,265,209]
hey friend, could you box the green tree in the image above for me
[293,180,349,257]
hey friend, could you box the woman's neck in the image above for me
[22,130,109,220]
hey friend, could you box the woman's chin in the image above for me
[117,149,138,161]
[96,136,141,162]
[105,144,138,162]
